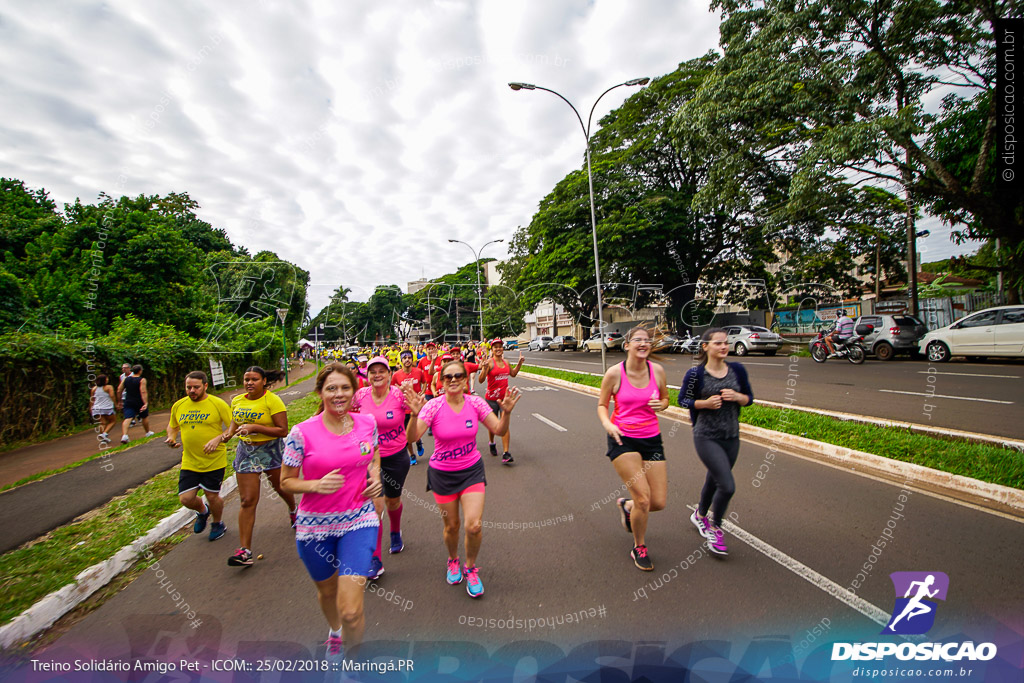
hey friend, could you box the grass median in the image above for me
[522,364,1023,491]
[0,391,322,629]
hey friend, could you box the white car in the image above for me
[919,305,1024,362]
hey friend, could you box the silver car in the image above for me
[528,335,553,351]
[855,314,927,361]
[725,325,783,356]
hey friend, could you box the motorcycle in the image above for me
[810,326,868,364]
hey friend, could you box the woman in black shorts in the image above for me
[597,326,669,571]
[678,328,753,557]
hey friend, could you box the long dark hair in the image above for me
[95,374,109,388]
[314,363,359,415]
[695,327,728,366]
[244,366,286,387]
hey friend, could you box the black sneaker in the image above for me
[631,545,653,571]
[489,443,498,456]
[193,508,210,534]
[617,498,632,533]
[501,452,514,465]
[228,547,253,567]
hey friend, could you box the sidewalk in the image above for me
[0,365,317,554]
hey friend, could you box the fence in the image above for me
[919,292,1004,330]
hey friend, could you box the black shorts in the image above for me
[380,451,411,498]
[606,434,665,462]
[123,404,149,419]
[486,399,501,417]
[426,458,487,496]
[178,467,226,494]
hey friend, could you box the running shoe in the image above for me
[489,442,498,456]
[410,454,417,465]
[144,431,155,438]
[324,635,344,662]
[228,547,253,567]
[417,441,424,457]
[446,557,463,585]
[631,545,654,571]
[617,498,632,533]
[193,508,210,534]
[690,509,712,538]
[129,417,138,428]
[389,531,404,554]
[208,522,226,541]
[502,452,514,465]
[465,566,484,598]
[99,433,110,442]
[121,435,129,444]
[707,527,728,556]
[368,556,384,580]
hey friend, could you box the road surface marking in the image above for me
[532,413,567,432]
[916,371,1019,379]
[878,389,1012,404]
[697,506,891,628]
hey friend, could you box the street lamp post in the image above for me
[313,322,324,375]
[275,308,290,386]
[448,238,504,343]
[509,78,650,372]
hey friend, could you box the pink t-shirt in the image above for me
[351,386,408,458]
[611,361,661,439]
[283,412,379,540]
[417,394,492,472]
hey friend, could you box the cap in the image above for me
[490,338,503,346]
[425,342,437,348]
[366,356,391,372]
[357,355,368,362]
[440,353,453,361]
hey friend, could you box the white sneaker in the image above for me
[99,433,111,442]
[121,435,129,444]
[145,431,155,437]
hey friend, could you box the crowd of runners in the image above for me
[89,328,752,661]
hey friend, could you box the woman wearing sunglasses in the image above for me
[597,325,670,572]
[403,360,521,598]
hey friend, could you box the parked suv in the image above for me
[528,335,553,351]
[725,325,783,356]
[855,314,927,360]
[549,335,578,351]
[582,333,624,352]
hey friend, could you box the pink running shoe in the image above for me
[707,526,728,556]
[690,510,712,539]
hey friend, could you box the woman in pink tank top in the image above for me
[597,325,669,572]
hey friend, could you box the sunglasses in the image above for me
[442,373,466,382]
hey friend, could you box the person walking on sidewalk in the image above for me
[166,371,234,542]
[281,363,382,661]
[678,328,754,557]
[117,364,154,443]
[403,360,521,599]
[477,339,524,465]
[597,326,670,572]
[89,374,117,443]
[223,366,298,568]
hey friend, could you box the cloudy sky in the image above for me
[0,0,978,315]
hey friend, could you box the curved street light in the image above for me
[509,78,650,371]
[448,238,504,342]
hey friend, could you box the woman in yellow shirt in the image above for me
[224,366,297,567]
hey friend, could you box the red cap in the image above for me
[490,338,504,346]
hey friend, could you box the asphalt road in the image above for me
[518,348,1024,439]
[14,375,1023,681]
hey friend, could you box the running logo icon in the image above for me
[883,571,949,635]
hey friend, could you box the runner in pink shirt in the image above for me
[403,359,521,599]
[281,363,382,661]
[351,356,412,577]
[597,325,669,573]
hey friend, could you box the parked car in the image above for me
[918,305,1024,362]
[501,338,519,350]
[549,335,579,351]
[725,325,783,356]
[582,332,624,352]
[854,314,927,360]
[528,335,553,351]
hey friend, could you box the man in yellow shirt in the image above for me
[166,371,234,541]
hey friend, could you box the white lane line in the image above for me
[916,371,1020,379]
[878,389,1012,404]
[532,413,568,432]
[695,506,891,628]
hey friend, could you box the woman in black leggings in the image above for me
[678,328,753,556]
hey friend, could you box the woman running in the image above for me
[403,360,521,598]
[678,328,754,557]
[351,356,413,578]
[280,363,382,660]
[90,374,117,443]
[597,326,669,572]
[477,339,524,465]
[223,366,298,568]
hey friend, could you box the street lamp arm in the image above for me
[530,86,588,143]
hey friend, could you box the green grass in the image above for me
[0,391,322,628]
[522,364,1023,491]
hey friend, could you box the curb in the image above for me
[518,371,1024,517]
[0,475,238,650]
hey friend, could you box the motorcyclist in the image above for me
[824,309,855,356]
